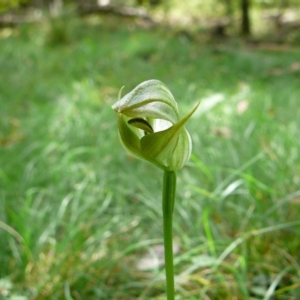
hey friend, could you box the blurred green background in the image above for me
[0,0,300,299]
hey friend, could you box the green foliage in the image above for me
[45,18,70,47]
[0,16,300,299]
[0,0,27,13]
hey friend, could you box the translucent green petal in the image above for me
[141,126,181,170]
[169,128,192,171]
[117,114,144,160]
[141,103,199,171]
[118,114,165,169]
[112,80,179,124]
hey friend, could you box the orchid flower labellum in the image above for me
[112,80,199,171]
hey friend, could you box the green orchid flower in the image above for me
[112,79,200,299]
[112,79,199,171]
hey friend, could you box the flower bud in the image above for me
[112,80,199,171]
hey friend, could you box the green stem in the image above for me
[162,170,177,300]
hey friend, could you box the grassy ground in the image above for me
[0,14,300,299]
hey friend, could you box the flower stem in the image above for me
[162,170,177,300]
